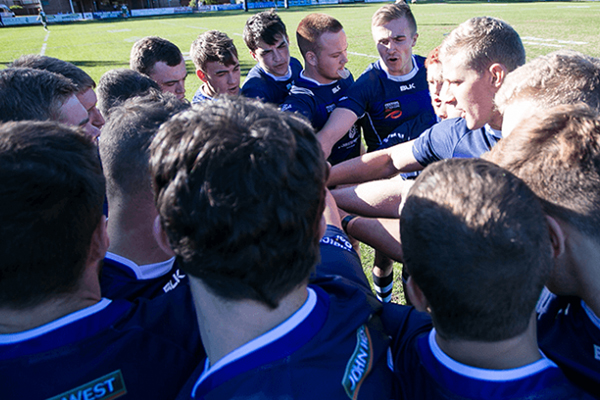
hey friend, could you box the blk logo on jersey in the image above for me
[342,325,373,399]
[400,83,416,92]
[47,370,127,400]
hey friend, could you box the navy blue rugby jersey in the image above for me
[192,86,213,104]
[537,288,600,397]
[391,328,593,399]
[176,278,394,400]
[241,57,302,105]
[101,252,188,301]
[313,224,369,289]
[338,56,436,152]
[411,117,502,167]
[281,71,361,165]
[0,287,204,400]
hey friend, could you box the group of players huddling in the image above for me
[0,1,600,399]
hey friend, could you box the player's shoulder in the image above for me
[414,54,427,67]
[290,57,303,77]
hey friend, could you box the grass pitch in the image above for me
[1,2,599,303]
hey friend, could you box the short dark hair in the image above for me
[130,36,184,76]
[0,121,105,308]
[99,91,189,201]
[440,16,525,75]
[243,11,288,53]
[0,67,77,123]
[151,97,327,308]
[401,158,550,342]
[9,54,96,92]
[371,2,416,35]
[96,68,161,117]
[486,104,600,242]
[296,13,343,58]
[190,30,238,73]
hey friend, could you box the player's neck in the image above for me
[303,65,336,85]
[561,224,600,316]
[189,276,308,366]
[107,195,172,266]
[201,84,216,99]
[488,110,503,132]
[435,313,541,370]
[0,268,102,334]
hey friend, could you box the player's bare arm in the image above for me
[327,139,422,187]
[317,107,358,159]
[331,177,413,219]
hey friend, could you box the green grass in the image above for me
[1,2,599,304]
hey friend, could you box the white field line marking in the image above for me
[522,41,564,48]
[40,31,50,55]
[522,36,588,45]
[107,28,131,33]
[348,51,378,59]
[557,5,590,8]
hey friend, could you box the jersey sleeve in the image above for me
[411,118,464,167]
[336,73,372,118]
[241,77,269,102]
[281,90,315,124]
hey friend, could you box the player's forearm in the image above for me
[317,108,357,159]
[345,216,403,262]
[327,148,398,187]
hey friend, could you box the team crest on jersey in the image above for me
[342,325,373,399]
[384,101,403,120]
[47,370,127,400]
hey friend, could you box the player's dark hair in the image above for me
[96,68,161,117]
[0,121,105,308]
[243,10,288,52]
[441,16,525,75]
[9,54,96,92]
[0,67,77,123]
[151,97,327,309]
[371,2,416,35]
[99,91,189,201]
[130,36,183,76]
[296,13,343,58]
[401,158,550,341]
[190,30,238,73]
[486,104,600,243]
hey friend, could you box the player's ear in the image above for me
[88,215,109,263]
[488,63,507,90]
[249,50,259,63]
[306,51,318,68]
[411,32,418,47]
[153,215,176,257]
[196,69,208,83]
[546,215,565,259]
[406,276,430,313]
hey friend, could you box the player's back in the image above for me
[536,289,600,397]
[391,329,593,399]
[0,287,204,399]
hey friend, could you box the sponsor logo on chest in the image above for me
[47,370,127,400]
[342,325,373,399]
